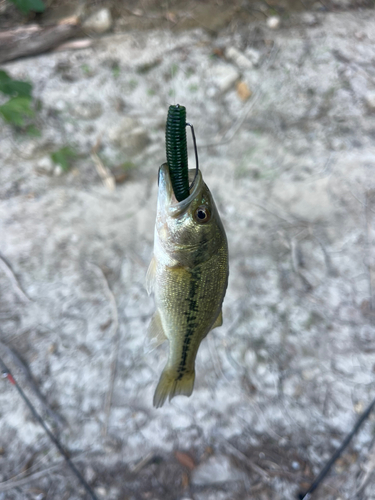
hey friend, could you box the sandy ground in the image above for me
[1,6,375,500]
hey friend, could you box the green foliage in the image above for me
[112,64,120,79]
[26,124,41,137]
[121,160,136,171]
[0,70,40,131]
[50,146,77,172]
[0,96,34,126]
[8,0,45,14]
[0,70,32,97]
[170,63,179,78]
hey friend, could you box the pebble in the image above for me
[245,47,261,66]
[267,16,280,29]
[54,165,64,176]
[83,8,113,34]
[70,101,103,120]
[84,466,96,483]
[108,117,150,154]
[225,47,253,69]
[364,91,375,112]
[210,64,240,94]
[300,12,319,26]
[191,455,242,485]
[35,156,54,175]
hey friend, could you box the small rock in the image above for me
[84,466,96,483]
[83,8,112,34]
[54,165,64,176]
[245,47,261,66]
[210,64,240,94]
[108,117,150,154]
[225,47,253,69]
[191,455,242,485]
[35,156,54,175]
[364,91,375,112]
[267,16,280,29]
[300,12,319,26]
[70,101,103,120]
[94,486,107,498]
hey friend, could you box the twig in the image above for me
[221,439,270,480]
[356,441,375,495]
[91,138,116,191]
[0,341,65,428]
[365,191,375,311]
[0,462,63,493]
[86,262,119,436]
[0,448,93,492]
[0,252,32,303]
[299,394,375,500]
[250,202,296,226]
[0,356,99,500]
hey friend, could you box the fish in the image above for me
[146,163,229,408]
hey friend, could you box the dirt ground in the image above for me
[1,2,375,500]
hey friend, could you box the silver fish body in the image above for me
[147,164,228,408]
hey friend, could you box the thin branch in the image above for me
[0,357,99,500]
[91,138,116,191]
[221,439,270,480]
[0,462,64,493]
[365,191,375,311]
[86,262,119,436]
[0,341,65,428]
[0,252,32,303]
[299,394,375,500]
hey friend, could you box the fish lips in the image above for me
[157,163,203,218]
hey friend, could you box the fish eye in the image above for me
[194,206,211,223]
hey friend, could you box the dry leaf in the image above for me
[175,451,195,470]
[181,472,189,489]
[165,11,177,23]
[236,81,252,101]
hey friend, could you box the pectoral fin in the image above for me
[210,310,223,331]
[146,256,157,295]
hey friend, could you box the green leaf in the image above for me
[50,146,76,172]
[0,96,34,126]
[9,0,45,14]
[0,70,32,97]
[26,124,41,137]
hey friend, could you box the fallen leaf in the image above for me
[236,81,252,101]
[165,11,177,23]
[212,47,225,58]
[175,451,195,470]
[181,472,189,489]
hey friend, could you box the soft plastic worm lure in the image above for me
[165,104,190,202]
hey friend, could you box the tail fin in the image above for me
[153,368,195,408]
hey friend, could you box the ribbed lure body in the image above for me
[165,104,190,202]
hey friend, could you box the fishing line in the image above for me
[298,394,375,499]
[0,356,99,500]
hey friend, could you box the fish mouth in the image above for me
[158,163,204,217]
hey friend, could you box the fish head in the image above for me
[156,163,226,267]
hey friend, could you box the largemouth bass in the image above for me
[146,163,229,408]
